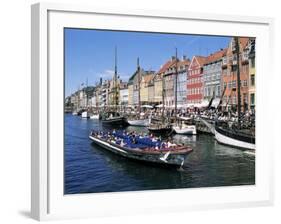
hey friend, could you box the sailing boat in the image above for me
[127,58,151,127]
[148,56,173,134]
[214,37,255,150]
[101,47,127,126]
[172,49,197,135]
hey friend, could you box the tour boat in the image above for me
[89,131,193,168]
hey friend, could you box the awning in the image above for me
[211,98,221,108]
[155,104,164,108]
[141,105,153,109]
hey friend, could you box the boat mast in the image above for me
[234,37,241,129]
[114,46,118,111]
[137,57,141,116]
[174,48,178,115]
[162,71,165,120]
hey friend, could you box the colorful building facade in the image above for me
[187,56,206,104]
[203,49,226,101]
[248,38,256,110]
[221,37,250,111]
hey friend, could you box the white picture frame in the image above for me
[31,2,274,221]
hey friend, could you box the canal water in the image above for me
[64,114,255,194]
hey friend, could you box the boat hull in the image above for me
[172,125,197,135]
[89,135,191,168]
[127,118,150,127]
[90,114,99,119]
[81,111,89,119]
[214,126,255,150]
[101,117,127,126]
[147,126,172,135]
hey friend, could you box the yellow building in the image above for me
[248,38,255,110]
[140,73,154,104]
[153,74,163,104]
[128,84,134,106]
[153,58,175,104]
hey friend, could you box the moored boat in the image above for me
[127,118,151,127]
[147,123,172,135]
[90,114,100,119]
[214,124,255,150]
[81,111,90,119]
[101,111,127,126]
[172,124,196,135]
[172,117,197,135]
[89,131,193,168]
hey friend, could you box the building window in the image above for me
[250,93,255,105]
[243,93,248,103]
[250,74,255,86]
[251,58,255,68]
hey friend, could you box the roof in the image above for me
[239,37,250,50]
[190,56,207,68]
[157,59,176,74]
[204,48,227,65]
[176,59,190,68]
[142,73,154,83]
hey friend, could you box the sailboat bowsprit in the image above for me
[89,131,193,168]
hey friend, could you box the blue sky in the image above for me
[65,28,230,96]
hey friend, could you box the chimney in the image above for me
[100,77,102,85]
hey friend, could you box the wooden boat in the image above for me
[101,111,127,126]
[147,123,172,135]
[214,124,255,150]
[89,131,193,168]
[212,37,255,150]
[172,124,196,135]
[126,59,152,127]
[90,114,100,119]
[172,117,197,135]
[127,118,150,127]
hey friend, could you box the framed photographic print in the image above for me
[31,2,274,221]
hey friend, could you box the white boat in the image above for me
[214,125,255,150]
[90,114,99,119]
[72,111,78,116]
[81,111,89,119]
[127,118,151,127]
[173,124,197,135]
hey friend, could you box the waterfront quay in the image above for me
[64,113,255,194]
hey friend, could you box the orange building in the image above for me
[221,37,251,111]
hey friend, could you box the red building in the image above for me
[187,56,207,104]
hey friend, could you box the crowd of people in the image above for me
[92,130,179,150]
